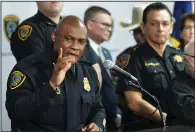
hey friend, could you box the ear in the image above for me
[51,31,56,42]
[140,23,145,34]
[169,22,174,34]
[86,20,93,30]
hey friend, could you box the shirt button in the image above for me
[154,70,157,73]
[170,71,172,73]
[49,101,54,107]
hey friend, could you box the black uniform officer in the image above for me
[116,42,184,130]
[11,2,63,62]
[6,15,105,132]
[116,2,185,131]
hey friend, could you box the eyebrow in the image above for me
[66,34,87,40]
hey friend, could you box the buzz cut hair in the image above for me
[84,6,111,25]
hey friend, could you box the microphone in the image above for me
[103,60,166,128]
[103,60,138,82]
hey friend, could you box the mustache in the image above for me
[64,51,80,57]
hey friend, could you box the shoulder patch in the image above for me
[18,25,32,41]
[116,54,130,69]
[10,71,26,89]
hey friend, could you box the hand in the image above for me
[81,123,101,132]
[49,48,75,88]
[163,112,167,121]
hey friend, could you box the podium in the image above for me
[136,125,195,132]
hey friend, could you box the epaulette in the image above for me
[167,45,184,55]
[168,44,181,50]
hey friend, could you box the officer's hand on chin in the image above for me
[81,123,102,132]
[49,48,75,89]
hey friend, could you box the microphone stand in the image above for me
[126,80,166,127]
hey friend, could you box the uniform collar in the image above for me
[36,11,61,26]
[143,41,171,59]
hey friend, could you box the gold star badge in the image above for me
[83,77,91,92]
[173,55,183,62]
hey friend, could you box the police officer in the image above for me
[167,39,195,126]
[116,2,184,131]
[11,2,64,62]
[6,16,105,132]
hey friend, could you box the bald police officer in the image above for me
[6,15,105,132]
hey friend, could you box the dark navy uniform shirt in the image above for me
[116,42,184,131]
[6,50,105,132]
[11,11,57,62]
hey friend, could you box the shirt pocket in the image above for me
[40,95,65,124]
[80,92,95,123]
[172,61,184,74]
[145,66,168,92]
[170,55,185,73]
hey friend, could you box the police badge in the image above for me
[173,55,183,63]
[4,14,19,43]
[83,77,91,92]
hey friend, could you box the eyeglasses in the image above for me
[183,26,195,31]
[90,20,112,28]
[184,54,195,58]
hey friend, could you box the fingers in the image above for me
[86,123,99,132]
[57,48,63,61]
[55,56,75,72]
[81,127,87,132]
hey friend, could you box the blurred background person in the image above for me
[114,5,146,74]
[83,6,121,130]
[179,13,195,50]
[167,38,195,126]
[11,2,64,62]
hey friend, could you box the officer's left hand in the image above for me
[82,123,101,132]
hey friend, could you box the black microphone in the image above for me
[103,60,138,82]
[103,60,166,128]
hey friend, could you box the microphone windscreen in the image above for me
[103,60,114,69]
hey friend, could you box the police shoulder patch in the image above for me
[10,71,26,89]
[18,25,32,41]
[116,54,130,69]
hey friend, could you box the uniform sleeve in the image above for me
[116,54,143,93]
[10,23,44,61]
[168,80,195,119]
[6,70,57,121]
[90,68,106,131]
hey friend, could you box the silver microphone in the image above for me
[103,60,138,82]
